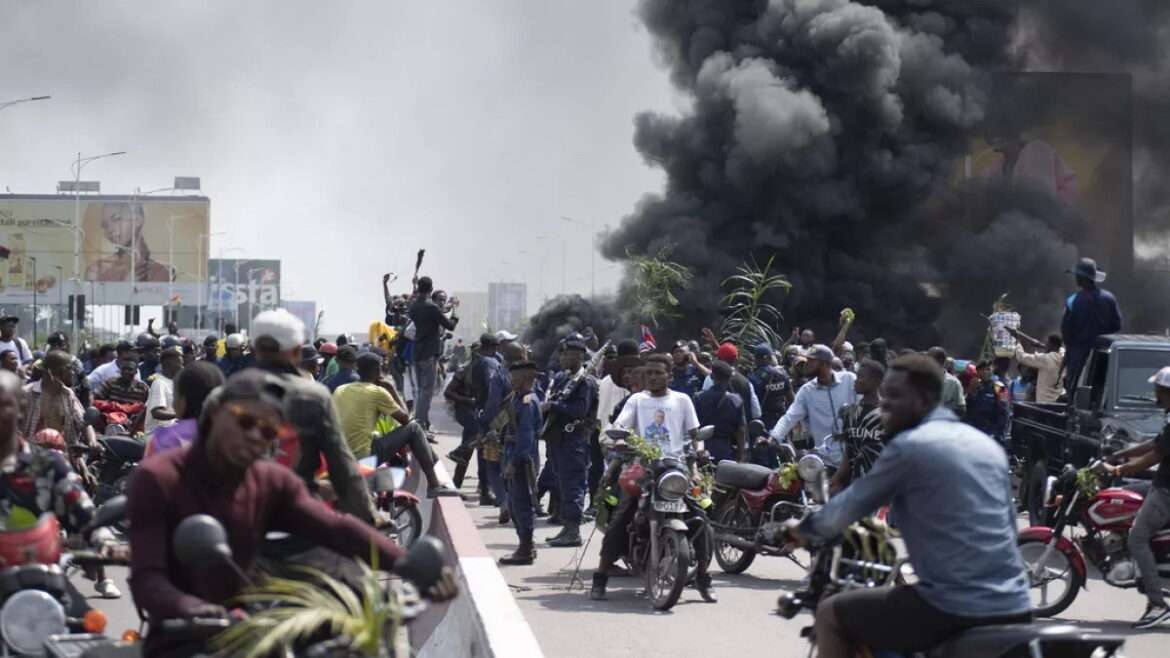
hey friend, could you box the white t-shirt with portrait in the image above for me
[614,390,700,459]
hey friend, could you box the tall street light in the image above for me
[70,150,126,347]
[197,232,226,330]
[560,216,595,298]
[29,257,37,348]
[0,95,50,112]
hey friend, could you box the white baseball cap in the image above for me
[1148,366,1170,389]
[251,309,306,351]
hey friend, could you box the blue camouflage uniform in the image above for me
[545,369,596,526]
[670,363,704,398]
[505,391,542,542]
[478,355,510,506]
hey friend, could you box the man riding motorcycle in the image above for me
[0,370,123,599]
[782,354,1031,658]
[128,370,458,657]
[1097,365,1170,629]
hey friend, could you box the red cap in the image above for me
[716,342,738,363]
[319,342,338,355]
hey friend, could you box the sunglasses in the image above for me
[225,403,281,440]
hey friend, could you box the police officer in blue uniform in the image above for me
[670,340,708,397]
[748,343,794,467]
[541,340,597,547]
[499,360,543,565]
[695,361,746,462]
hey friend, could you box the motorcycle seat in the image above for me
[715,462,773,491]
[102,435,145,462]
[927,623,1119,658]
[1121,479,1151,497]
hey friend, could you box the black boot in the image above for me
[590,572,608,600]
[696,573,718,603]
[548,524,582,547]
[499,540,537,566]
[534,502,548,518]
[544,525,568,544]
[499,508,511,525]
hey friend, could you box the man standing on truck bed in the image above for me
[1061,258,1121,392]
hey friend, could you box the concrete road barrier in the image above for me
[406,457,544,658]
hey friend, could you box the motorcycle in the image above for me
[599,426,715,611]
[710,421,824,574]
[359,456,423,548]
[0,496,131,657]
[776,469,1127,658]
[81,408,144,507]
[132,514,451,658]
[1018,460,1170,617]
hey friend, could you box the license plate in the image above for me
[652,499,686,513]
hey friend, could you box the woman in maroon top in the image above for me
[128,370,455,654]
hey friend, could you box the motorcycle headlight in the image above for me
[797,454,825,482]
[656,471,690,501]
[1,589,66,655]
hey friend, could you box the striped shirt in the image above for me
[96,377,150,405]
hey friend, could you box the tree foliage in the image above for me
[625,245,693,327]
[719,255,791,350]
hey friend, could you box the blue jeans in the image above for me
[550,435,590,526]
[413,357,437,428]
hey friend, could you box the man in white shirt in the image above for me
[770,344,857,466]
[144,348,182,435]
[0,316,32,365]
[88,340,138,391]
[1009,329,1065,403]
[594,353,715,603]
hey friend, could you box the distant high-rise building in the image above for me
[489,282,527,334]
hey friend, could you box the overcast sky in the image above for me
[0,1,677,333]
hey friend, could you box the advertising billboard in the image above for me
[0,194,210,306]
[205,258,281,329]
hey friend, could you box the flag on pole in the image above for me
[639,325,656,353]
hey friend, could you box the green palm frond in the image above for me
[624,245,693,327]
[718,255,791,353]
[212,558,403,658]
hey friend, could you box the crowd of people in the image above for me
[0,253,1159,657]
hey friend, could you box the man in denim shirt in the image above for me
[785,354,1031,657]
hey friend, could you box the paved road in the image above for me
[81,406,1167,656]
[429,410,1166,657]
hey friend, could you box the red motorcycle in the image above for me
[1018,461,1170,617]
[709,437,824,574]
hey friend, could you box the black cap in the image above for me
[115,340,134,352]
[617,339,640,356]
[300,345,321,363]
[509,359,538,372]
[711,360,734,379]
[562,340,588,353]
[479,332,499,347]
[202,334,219,347]
[0,316,19,324]
[47,331,68,346]
[219,369,288,411]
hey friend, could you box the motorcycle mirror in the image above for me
[604,428,631,441]
[395,535,447,592]
[174,514,234,569]
[89,495,128,531]
[696,425,715,442]
[83,407,102,426]
[748,419,766,438]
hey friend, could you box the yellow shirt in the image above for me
[332,382,401,458]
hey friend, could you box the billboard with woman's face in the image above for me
[0,195,209,305]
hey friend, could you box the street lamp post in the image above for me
[196,232,226,331]
[71,150,126,347]
[0,96,50,113]
[232,259,256,330]
[29,257,37,348]
[54,265,63,327]
[560,216,596,299]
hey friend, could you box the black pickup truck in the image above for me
[1015,334,1170,524]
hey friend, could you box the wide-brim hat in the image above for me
[1067,257,1106,283]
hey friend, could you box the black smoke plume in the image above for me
[601,0,1170,353]
[521,294,623,367]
